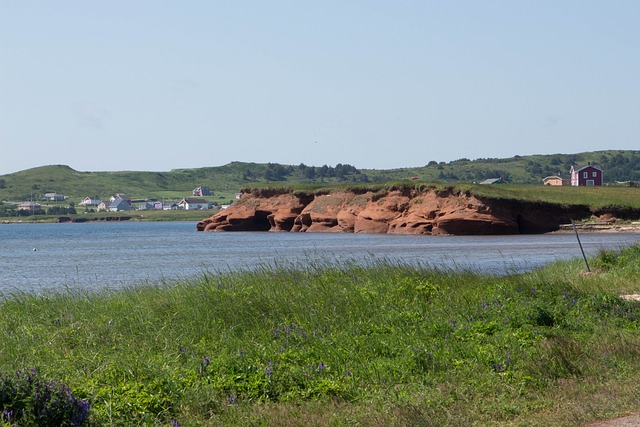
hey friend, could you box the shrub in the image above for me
[0,368,89,426]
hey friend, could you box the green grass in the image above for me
[461,183,640,209]
[2,246,640,425]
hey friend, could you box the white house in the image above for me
[178,198,212,210]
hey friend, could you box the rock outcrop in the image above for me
[197,186,600,235]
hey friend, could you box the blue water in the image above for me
[0,221,638,293]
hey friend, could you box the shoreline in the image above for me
[4,217,640,234]
[552,222,640,233]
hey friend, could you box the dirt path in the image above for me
[586,414,640,426]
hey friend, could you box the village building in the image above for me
[79,196,101,207]
[570,164,603,186]
[108,199,132,212]
[479,178,505,185]
[137,202,155,211]
[543,176,562,186]
[43,192,68,201]
[193,186,212,196]
[178,198,212,210]
[17,201,42,211]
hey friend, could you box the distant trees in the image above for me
[264,163,290,181]
[0,204,76,217]
[597,152,640,182]
[45,205,77,215]
[257,162,364,182]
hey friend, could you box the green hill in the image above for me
[0,150,638,205]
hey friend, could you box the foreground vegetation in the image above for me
[2,247,640,425]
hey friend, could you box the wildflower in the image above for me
[317,362,326,371]
[172,419,181,427]
[266,361,273,378]
[228,394,237,404]
[204,357,210,367]
[491,363,505,372]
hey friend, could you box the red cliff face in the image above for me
[196,187,590,235]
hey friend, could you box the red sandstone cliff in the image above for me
[197,187,594,235]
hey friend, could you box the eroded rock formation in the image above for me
[197,186,598,235]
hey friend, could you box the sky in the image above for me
[1,1,639,175]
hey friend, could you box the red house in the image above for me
[570,164,603,186]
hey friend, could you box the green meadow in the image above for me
[1,245,640,425]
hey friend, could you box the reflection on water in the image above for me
[0,222,638,293]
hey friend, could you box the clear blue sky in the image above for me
[1,1,638,175]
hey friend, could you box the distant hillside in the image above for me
[0,150,638,203]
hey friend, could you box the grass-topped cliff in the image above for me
[241,181,640,210]
[1,246,640,425]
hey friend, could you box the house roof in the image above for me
[181,198,209,204]
[109,199,129,207]
[479,178,504,185]
[572,164,603,172]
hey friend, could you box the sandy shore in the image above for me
[554,222,640,233]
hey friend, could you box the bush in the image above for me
[0,369,89,426]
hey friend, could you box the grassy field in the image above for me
[1,246,640,425]
[461,183,640,209]
[1,150,638,204]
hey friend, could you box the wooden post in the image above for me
[572,220,591,272]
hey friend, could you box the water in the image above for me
[1,221,638,293]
